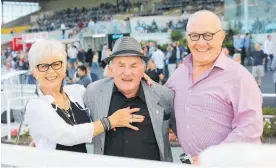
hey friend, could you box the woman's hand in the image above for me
[108,107,144,131]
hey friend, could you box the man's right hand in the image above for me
[29,141,36,147]
[108,107,144,131]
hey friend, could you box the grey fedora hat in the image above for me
[104,36,149,64]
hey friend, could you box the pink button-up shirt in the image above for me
[165,52,263,157]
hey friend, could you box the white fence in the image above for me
[1,144,190,167]
[2,143,276,167]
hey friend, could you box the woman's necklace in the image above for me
[62,93,71,118]
[61,92,77,124]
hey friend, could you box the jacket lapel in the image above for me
[142,81,165,159]
[98,79,114,152]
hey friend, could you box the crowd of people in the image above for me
[27,0,149,34]
[231,33,275,88]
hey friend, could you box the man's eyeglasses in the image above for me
[36,61,63,72]
[188,30,221,41]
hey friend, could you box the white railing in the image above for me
[262,93,276,98]
[6,96,37,141]
[1,144,191,167]
[2,143,276,167]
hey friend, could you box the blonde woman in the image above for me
[26,39,144,153]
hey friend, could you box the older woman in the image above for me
[26,39,144,153]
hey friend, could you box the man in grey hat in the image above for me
[84,36,176,162]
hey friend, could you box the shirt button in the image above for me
[187,125,190,129]
[125,140,128,143]
[188,89,192,92]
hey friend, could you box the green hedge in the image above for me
[263,107,276,115]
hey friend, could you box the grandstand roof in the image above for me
[1,0,48,2]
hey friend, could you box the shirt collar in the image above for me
[183,50,227,70]
[112,83,146,102]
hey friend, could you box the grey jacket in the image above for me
[84,78,176,162]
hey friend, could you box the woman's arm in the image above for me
[27,100,144,146]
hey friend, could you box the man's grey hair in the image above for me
[28,39,67,71]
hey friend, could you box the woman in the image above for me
[146,60,164,83]
[26,39,144,153]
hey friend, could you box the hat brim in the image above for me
[104,51,149,64]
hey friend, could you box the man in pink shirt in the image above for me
[165,10,263,164]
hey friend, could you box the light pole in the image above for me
[244,0,249,33]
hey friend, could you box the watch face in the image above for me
[179,153,192,164]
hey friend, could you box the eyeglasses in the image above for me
[188,30,221,41]
[36,61,63,72]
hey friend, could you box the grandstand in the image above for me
[2,0,224,33]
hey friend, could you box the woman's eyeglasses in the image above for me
[36,61,63,72]
[188,30,221,41]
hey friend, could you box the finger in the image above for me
[132,114,145,119]
[127,124,139,131]
[113,128,116,131]
[147,79,153,86]
[131,118,144,123]
[128,108,140,114]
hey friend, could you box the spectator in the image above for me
[251,43,266,88]
[233,34,241,53]
[244,33,251,59]
[77,48,86,63]
[168,42,179,76]
[68,45,78,65]
[101,44,108,68]
[1,60,18,85]
[73,65,92,88]
[146,60,163,83]
[263,35,274,71]
[60,22,66,39]
[151,45,165,74]
[85,45,94,67]
[164,44,173,78]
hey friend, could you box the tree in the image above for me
[170,30,184,42]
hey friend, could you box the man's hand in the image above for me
[29,141,36,147]
[108,107,144,131]
[143,73,153,86]
[192,155,200,165]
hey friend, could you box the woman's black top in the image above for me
[52,101,91,153]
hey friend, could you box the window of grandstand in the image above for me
[2,1,40,24]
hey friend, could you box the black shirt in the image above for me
[146,69,161,83]
[252,50,266,66]
[53,101,91,153]
[104,84,160,161]
[169,47,177,64]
